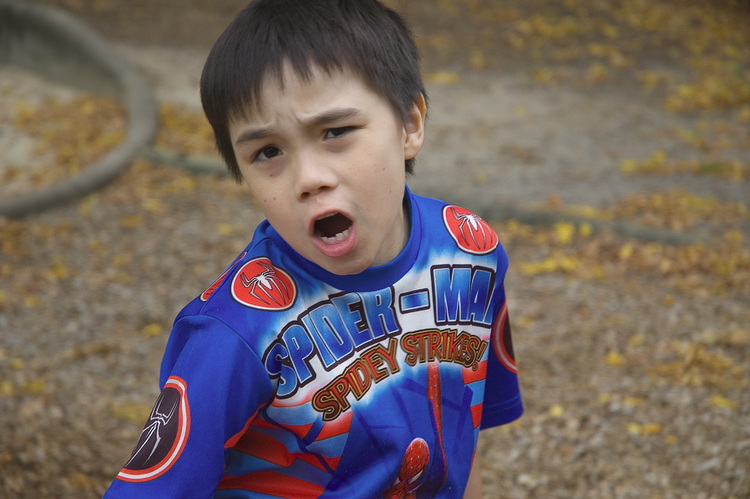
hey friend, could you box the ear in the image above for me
[403,93,427,160]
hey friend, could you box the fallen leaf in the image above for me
[141,323,164,337]
[111,403,153,424]
[709,394,737,409]
[606,351,626,366]
[549,404,564,418]
[423,72,460,85]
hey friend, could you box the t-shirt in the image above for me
[105,188,522,498]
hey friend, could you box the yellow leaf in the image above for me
[0,381,13,396]
[532,68,555,83]
[61,342,116,360]
[115,272,133,284]
[423,72,460,85]
[627,423,642,435]
[725,229,743,246]
[506,33,524,49]
[643,423,663,435]
[120,214,144,229]
[549,404,564,418]
[143,198,166,214]
[659,258,672,274]
[87,238,108,254]
[24,378,45,394]
[215,223,239,236]
[10,358,25,369]
[24,295,42,308]
[141,323,164,337]
[112,253,133,267]
[585,63,608,84]
[710,395,737,409]
[80,98,97,115]
[165,176,197,194]
[50,256,70,280]
[111,403,153,424]
[620,158,638,174]
[623,396,645,407]
[554,222,575,245]
[516,316,535,329]
[619,244,634,260]
[558,256,581,272]
[13,99,35,121]
[519,258,556,275]
[629,334,646,346]
[606,351,625,366]
[469,48,487,70]
[664,435,679,445]
[587,43,609,57]
[601,24,619,39]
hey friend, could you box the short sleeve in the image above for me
[105,316,273,498]
[480,256,523,429]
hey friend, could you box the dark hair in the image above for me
[200,0,426,182]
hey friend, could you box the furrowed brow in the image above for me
[306,108,362,127]
[234,108,362,148]
[234,128,272,148]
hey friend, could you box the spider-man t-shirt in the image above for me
[106,187,523,498]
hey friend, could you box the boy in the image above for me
[105,0,522,497]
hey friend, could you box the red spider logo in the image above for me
[443,205,498,254]
[231,258,296,310]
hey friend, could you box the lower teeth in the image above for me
[320,227,351,244]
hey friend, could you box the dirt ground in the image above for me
[1,0,749,497]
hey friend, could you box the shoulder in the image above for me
[410,191,503,258]
[177,220,301,325]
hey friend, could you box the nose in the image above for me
[294,152,338,200]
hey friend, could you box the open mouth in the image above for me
[314,212,353,244]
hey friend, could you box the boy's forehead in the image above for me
[240,61,385,119]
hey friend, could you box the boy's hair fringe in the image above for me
[200,0,427,182]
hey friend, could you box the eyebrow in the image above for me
[234,107,362,147]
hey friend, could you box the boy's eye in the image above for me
[325,127,354,139]
[254,146,281,162]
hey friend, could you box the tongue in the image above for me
[315,213,352,238]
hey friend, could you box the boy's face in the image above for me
[230,63,425,275]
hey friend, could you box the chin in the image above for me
[320,256,372,276]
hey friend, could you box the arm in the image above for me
[463,453,483,499]
[105,317,272,497]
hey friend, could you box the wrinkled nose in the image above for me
[294,153,338,200]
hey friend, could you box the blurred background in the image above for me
[1,0,749,497]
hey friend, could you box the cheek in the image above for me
[255,192,296,228]
[364,143,405,177]
[256,195,283,218]
[247,186,276,220]
[246,174,280,202]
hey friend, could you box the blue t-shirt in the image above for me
[106,188,522,498]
